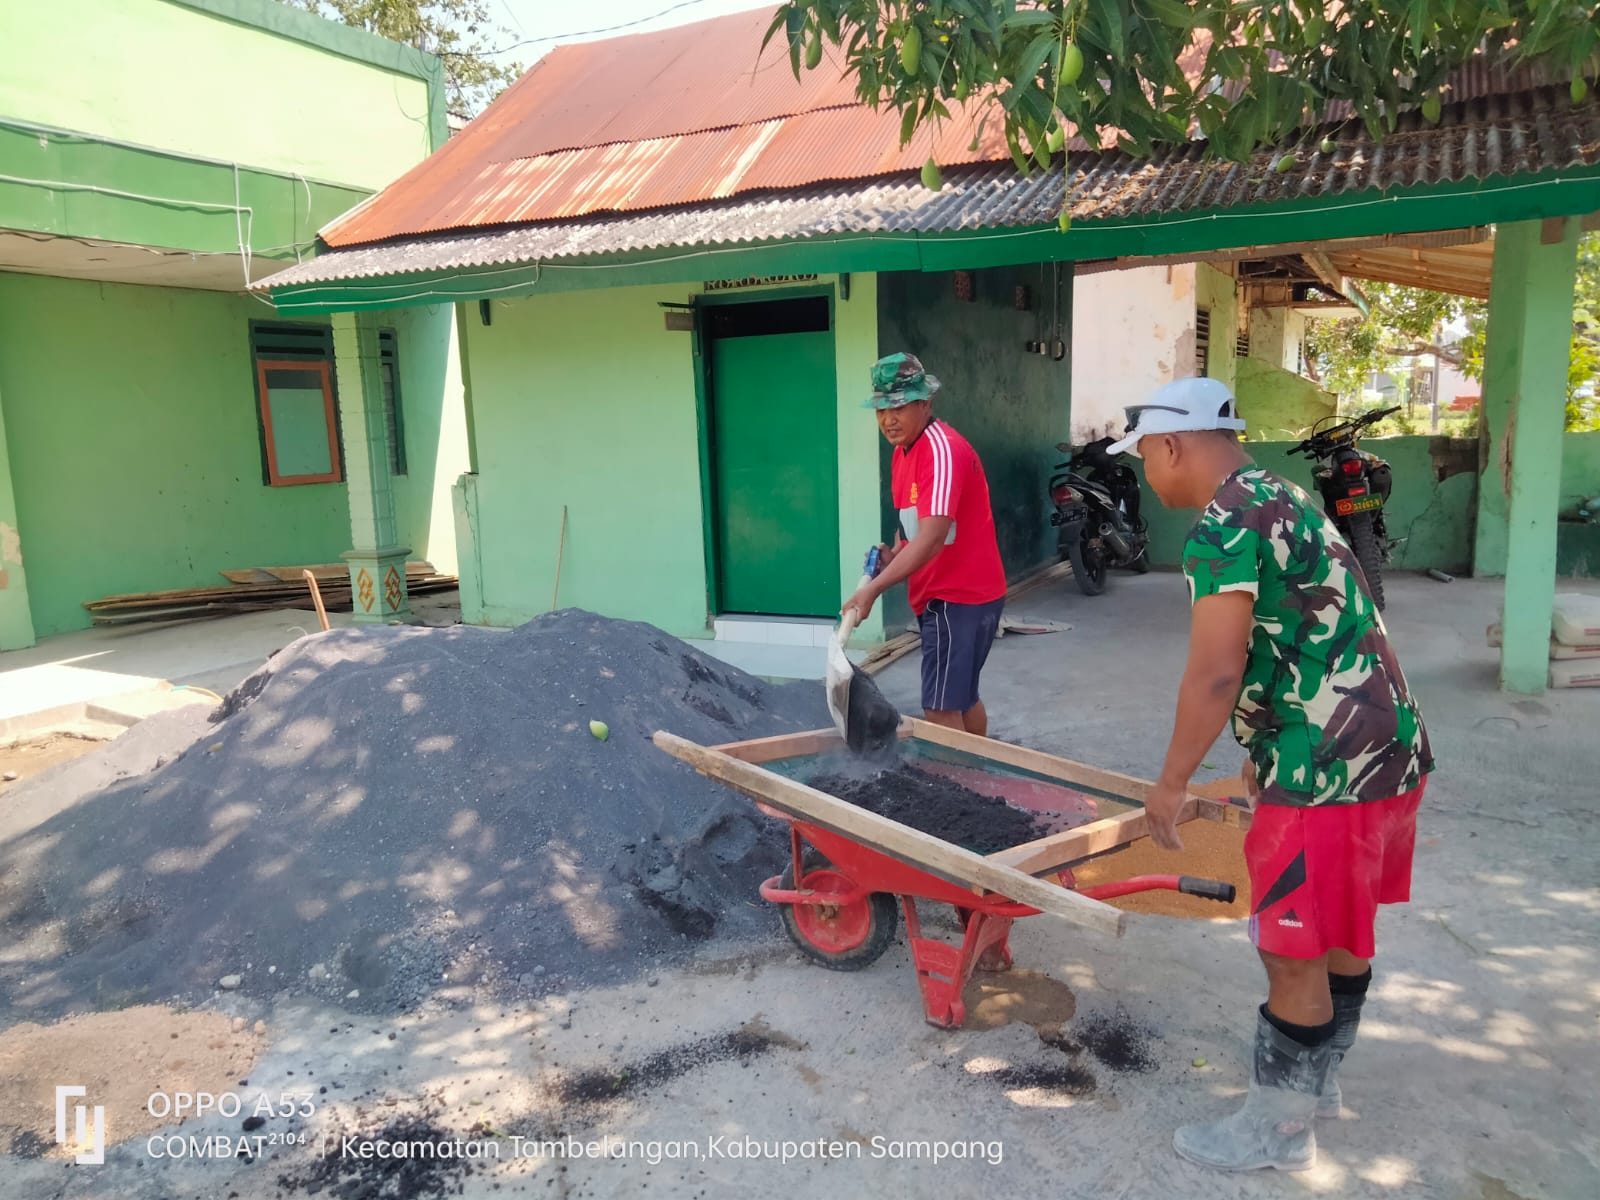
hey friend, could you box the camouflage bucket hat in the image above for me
[864,352,941,409]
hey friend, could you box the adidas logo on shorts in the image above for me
[1277,907,1305,929]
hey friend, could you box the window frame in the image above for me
[254,357,344,486]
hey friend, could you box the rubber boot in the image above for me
[1318,989,1366,1118]
[1173,1010,1333,1172]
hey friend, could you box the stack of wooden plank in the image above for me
[84,562,457,625]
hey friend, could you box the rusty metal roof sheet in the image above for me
[320,5,1582,250]
[320,6,1017,247]
[260,86,1600,291]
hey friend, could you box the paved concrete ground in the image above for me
[0,593,463,737]
[5,572,1597,1200]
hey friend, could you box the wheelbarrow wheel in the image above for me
[778,850,898,971]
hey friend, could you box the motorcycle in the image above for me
[1048,437,1151,596]
[1289,406,1400,610]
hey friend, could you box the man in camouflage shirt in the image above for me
[1106,377,1434,1173]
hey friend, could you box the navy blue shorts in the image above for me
[918,597,1004,714]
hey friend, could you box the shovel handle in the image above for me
[837,609,860,642]
[836,572,873,645]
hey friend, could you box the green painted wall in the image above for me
[0,0,433,192]
[0,372,34,649]
[0,119,372,264]
[384,304,468,576]
[0,273,356,637]
[1235,357,1337,441]
[876,266,1072,589]
[1136,436,1482,575]
[455,275,882,640]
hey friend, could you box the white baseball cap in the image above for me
[1107,376,1248,456]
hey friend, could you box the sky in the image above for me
[487,0,771,68]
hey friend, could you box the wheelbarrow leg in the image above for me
[955,905,1014,973]
[902,899,1015,1030]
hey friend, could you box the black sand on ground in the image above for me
[0,611,829,1020]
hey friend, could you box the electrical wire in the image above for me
[478,0,727,57]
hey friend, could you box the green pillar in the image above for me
[1485,220,1579,693]
[332,312,411,623]
[1473,231,1529,578]
[0,369,37,650]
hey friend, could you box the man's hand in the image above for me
[877,534,907,571]
[1241,756,1259,802]
[1144,778,1188,851]
[842,584,877,625]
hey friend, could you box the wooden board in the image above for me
[221,561,437,585]
[711,728,848,764]
[655,731,1127,938]
[986,806,1172,875]
[903,717,1161,803]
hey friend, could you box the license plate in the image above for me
[1335,495,1384,516]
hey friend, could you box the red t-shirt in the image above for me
[890,419,1008,615]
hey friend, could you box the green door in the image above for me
[710,324,841,616]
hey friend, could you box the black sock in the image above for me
[1261,1002,1336,1048]
[1329,967,1373,997]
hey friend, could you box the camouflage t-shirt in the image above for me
[1183,467,1434,807]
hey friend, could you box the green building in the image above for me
[0,0,466,649]
[260,8,1600,692]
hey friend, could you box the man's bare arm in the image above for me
[842,516,953,620]
[1145,590,1254,850]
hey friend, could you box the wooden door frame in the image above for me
[691,283,838,622]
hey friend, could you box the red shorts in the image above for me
[1246,782,1426,960]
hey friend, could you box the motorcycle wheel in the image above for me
[1068,534,1109,596]
[1346,514,1387,611]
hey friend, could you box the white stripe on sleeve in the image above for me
[928,423,953,516]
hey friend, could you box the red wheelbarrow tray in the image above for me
[653,719,1251,1029]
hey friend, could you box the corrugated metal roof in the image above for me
[320,6,1019,247]
[260,86,1600,291]
[319,4,1581,250]
[350,107,1007,239]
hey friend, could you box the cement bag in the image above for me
[1552,593,1600,647]
[1486,623,1600,658]
[1550,659,1600,688]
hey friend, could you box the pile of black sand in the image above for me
[0,610,829,1020]
[805,762,1055,854]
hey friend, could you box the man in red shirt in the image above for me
[842,353,1008,734]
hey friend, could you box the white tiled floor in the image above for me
[711,615,836,647]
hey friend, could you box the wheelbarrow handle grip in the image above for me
[1178,876,1237,904]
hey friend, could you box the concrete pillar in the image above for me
[0,371,36,649]
[332,312,411,623]
[1481,220,1579,693]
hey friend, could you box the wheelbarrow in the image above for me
[654,720,1245,1029]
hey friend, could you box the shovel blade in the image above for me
[825,631,899,756]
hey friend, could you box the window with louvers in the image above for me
[1195,308,1212,376]
[249,321,342,486]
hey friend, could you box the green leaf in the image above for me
[759,6,789,56]
[1005,121,1032,173]
[1137,0,1199,29]
[1003,11,1060,29]
[1408,0,1428,57]
[900,104,919,147]
[1016,31,1058,89]
[1091,0,1127,63]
